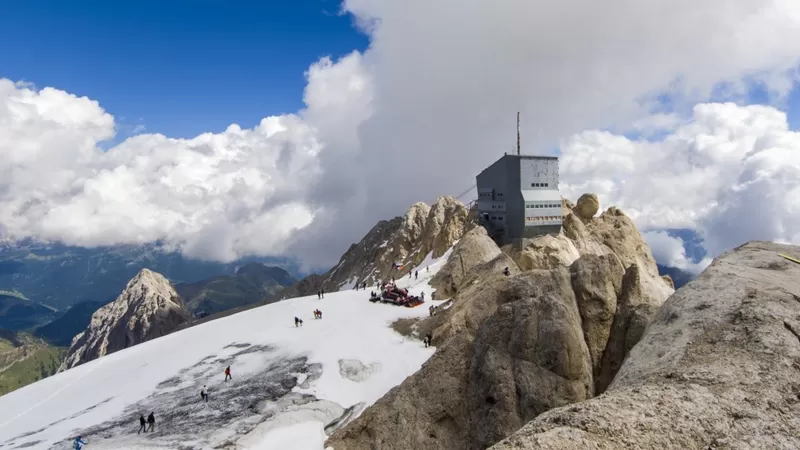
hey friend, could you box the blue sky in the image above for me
[0,0,369,139]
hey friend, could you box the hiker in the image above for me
[421,291,425,301]
[423,333,432,348]
[426,266,429,273]
[224,366,231,382]
[362,282,367,290]
[431,291,436,301]
[294,317,303,327]
[415,270,418,280]
[318,309,322,319]
[138,414,147,433]
[503,267,510,276]
[429,305,435,317]
[73,436,87,449]
[321,289,325,299]
[146,412,155,432]
[200,385,208,402]
[317,290,321,299]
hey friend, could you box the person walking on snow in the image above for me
[415,270,418,280]
[317,290,321,299]
[73,436,86,449]
[146,412,155,432]
[224,366,231,381]
[421,291,425,301]
[138,414,147,433]
[201,385,208,402]
[423,333,432,348]
[295,317,303,327]
[321,289,325,299]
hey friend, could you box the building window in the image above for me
[544,183,549,187]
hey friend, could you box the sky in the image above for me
[2,0,800,274]
[0,0,369,139]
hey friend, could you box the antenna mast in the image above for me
[516,111,521,156]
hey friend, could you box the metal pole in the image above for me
[517,112,520,155]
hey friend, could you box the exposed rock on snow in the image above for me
[327,194,674,450]
[490,241,800,449]
[313,196,470,292]
[61,268,191,370]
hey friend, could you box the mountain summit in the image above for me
[60,268,191,370]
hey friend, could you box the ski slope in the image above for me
[0,249,453,449]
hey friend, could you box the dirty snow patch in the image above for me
[338,359,381,383]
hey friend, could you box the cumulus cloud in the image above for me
[560,103,800,259]
[642,231,712,275]
[3,0,800,271]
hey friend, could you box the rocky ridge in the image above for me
[490,241,800,449]
[60,268,192,370]
[327,194,675,450]
[315,196,472,292]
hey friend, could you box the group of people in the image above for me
[200,365,232,403]
[313,309,323,319]
[353,281,368,290]
[136,412,156,434]
[316,289,325,299]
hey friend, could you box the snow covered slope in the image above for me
[0,249,454,450]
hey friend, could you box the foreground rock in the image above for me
[491,241,800,449]
[61,269,191,370]
[327,197,673,450]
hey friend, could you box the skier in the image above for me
[224,366,232,381]
[146,412,155,432]
[200,385,208,402]
[73,436,87,449]
[138,414,146,433]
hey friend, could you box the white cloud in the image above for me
[560,103,800,259]
[642,231,712,275]
[3,1,800,270]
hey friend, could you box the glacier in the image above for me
[0,252,452,449]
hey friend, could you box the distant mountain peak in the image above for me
[60,268,192,371]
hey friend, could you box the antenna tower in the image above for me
[516,111,521,156]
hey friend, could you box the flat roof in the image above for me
[521,190,563,202]
[502,153,558,161]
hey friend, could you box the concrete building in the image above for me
[475,154,563,245]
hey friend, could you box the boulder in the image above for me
[574,193,599,222]
[490,241,800,449]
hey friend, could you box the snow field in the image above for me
[0,245,456,449]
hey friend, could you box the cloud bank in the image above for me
[2,0,800,271]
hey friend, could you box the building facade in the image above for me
[475,154,562,245]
